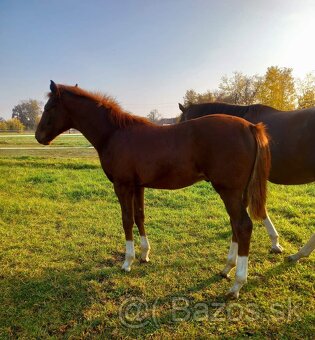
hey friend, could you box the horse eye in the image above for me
[45,104,56,112]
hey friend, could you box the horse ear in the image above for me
[178,103,185,112]
[50,80,58,94]
[75,83,78,87]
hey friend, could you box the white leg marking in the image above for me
[228,256,248,299]
[140,235,151,262]
[221,241,238,277]
[288,233,315,262]
[264,214,283,253]
[122,240,135,272]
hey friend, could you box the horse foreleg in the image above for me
[264,213,283,253]
[134,186,151,262]
[114,183,136,272]
[288,233,315,262]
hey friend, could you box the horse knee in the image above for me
[234,216,253,256]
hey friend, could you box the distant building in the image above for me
[156,117,178,125]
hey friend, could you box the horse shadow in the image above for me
[0,267,93,338]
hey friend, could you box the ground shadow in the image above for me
[0,267,93,338]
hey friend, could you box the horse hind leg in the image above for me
[221,234,238,278]
[264,213,283,253]
[287,233,315,262]
[244,193,282,253]
[216,188,253,299]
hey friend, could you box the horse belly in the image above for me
[143,170,206,190]
[268,128,315,184]
[269,158,315,184]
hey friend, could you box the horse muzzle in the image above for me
[35,131,51,145]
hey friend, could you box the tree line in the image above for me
[1,66,315,131]
[0,99,42,132]
[182,66,315,110]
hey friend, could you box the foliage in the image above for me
[218,72,262,104]
[297,72,315,109]
[256,66,296,110]
[0,117,7,131]
[0,121,7,131]
[5,118,25,132]
[12,99,42,130]
[182,66,315,111]
[183,89,215,106]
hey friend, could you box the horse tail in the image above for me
[245,123,271,220]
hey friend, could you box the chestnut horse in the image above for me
[36,81,271,298]
[179,102,315,262]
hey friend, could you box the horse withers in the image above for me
[36,81,271,298]
[179,102,315,262]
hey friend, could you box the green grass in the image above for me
[0,136,314,339]
[0,133,91,147]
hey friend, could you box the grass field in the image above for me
[0,134,314,339]
[0,133,91,148]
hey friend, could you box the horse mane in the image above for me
[53,84,153,128]
[182,102,277,121]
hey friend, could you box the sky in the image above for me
[1,0,315,119]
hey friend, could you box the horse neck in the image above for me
[64,95,115,152]
[211,103,249,118]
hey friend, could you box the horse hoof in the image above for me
[121,263,132,272]
[220,272,231,280]
[226,290,239,300]
[270,244,283,254]
[286,254,298,262]
[140,258,150,264]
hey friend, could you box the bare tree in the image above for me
[147,109,162,123]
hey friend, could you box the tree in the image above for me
[35,114,42,127]
[183,89,215,106]
[183,89,199,106]
[218,72,262,104]
[297,72,315,109]
[196,90,215,104]
[0,120,7,131]
[256,66,296,110]
[5,118,25,132]
[12,99,42,130]
[147,109,162,123]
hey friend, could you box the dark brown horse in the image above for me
[179,102,315,261]
[36,81,271,298]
